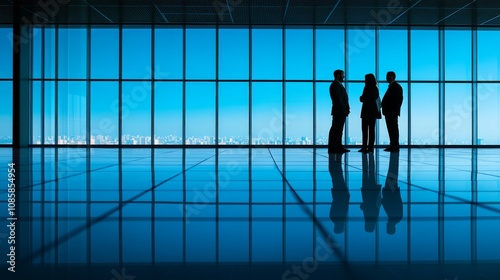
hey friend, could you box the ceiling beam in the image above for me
[283,0,290,22]
[83,0,113,23]
[434,0,476,25]
[323,0,341,24]
[388,0,422,25]
[225,0,234,23]
[480,13,500,25]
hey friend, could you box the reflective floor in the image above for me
[1,148,500,279]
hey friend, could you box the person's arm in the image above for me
[396,84,403,108]
[341,87,350,115]
[360,87,366,103]
[330,82,340,115]
[330,82,338,101]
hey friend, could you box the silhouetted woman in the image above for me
[359,73,380,153]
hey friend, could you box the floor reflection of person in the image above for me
[329,153,350,234]
[381,151,403,235]
[360,153,381,232]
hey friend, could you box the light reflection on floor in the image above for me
[1,148,499,279]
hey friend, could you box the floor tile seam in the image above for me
[8,150,178,192]
[266,148,353,274]
[22,152,217,264]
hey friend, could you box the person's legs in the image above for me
[337,115,347,150]
[385,114,399,149]
[329,115,346,152]
[328,118,336,152]
[360,118,368,151]
[367,118,376,151]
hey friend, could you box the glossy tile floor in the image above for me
[1,148,499,280]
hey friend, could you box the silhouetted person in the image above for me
[329,153,350,234]
[328,69,350,154]
[360,153,381,232]
[381,151,403,235]
[381,71,403,152]
[359,73,380,153]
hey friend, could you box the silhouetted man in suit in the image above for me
[329,153,350,234]
[381,71,403,152]
[328,70,350,154]
[381,151,403,234]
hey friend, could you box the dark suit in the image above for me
[360,85,380,151]
[328,80,350,152]
[381,82,403,149]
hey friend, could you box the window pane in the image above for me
[445,83,472,144]
[252,28,282,80]
[219,82,249,144]
[379,29,408,81]
[315,28,344,81]
[411,83,439,145]
[252,82,282,144]
[91,27,119,79]
[219,28,249,80]
[44,82,56,144]
[155,27,183,79]
[91,82,118,144]
[186,27,215,79]
[121,82,152,144]
[285,82,312,144]
[347,28,375,81]
[285,28,312,80]
[0,28,12,78]
[445,30,471,81]
[58,82,87,144]
[478,30,500,81]
[154,82,183,144]
[122,27,152,79]
[478,83,500,144]
[411,29,438,80]
[58,27,87,79]
[32,28,42,79]
[33,81,42,144]
[45,27,56,79]
[315,82,330,144]
[0,82,12,143]
[379,82,408,145]
[186,82,215,144]
[346,82,363,145]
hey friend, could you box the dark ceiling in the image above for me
[2,0,500,26]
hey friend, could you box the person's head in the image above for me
[386,71,396,83]
[365,73,377,87]
[333,69,345,82]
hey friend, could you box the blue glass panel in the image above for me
[154,82,183,144]
[58,28,87,79]
[91,27,119,79]
[122,27,152,79]
[186,27,215,79]
[155,27,183,79]
[252,28,282,80]
[285,28,312,80]
[315,28,344,81]
[219,28,249,80]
